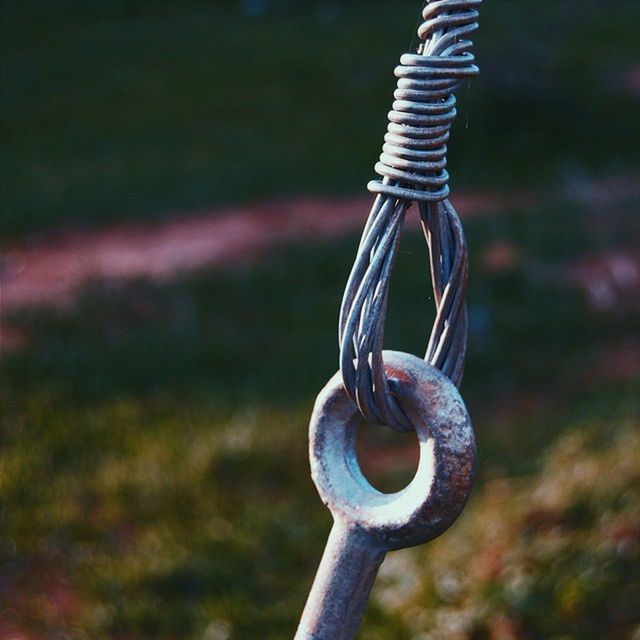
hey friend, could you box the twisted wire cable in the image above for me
[339,0,480,432]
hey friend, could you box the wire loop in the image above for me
[339,0,479,432]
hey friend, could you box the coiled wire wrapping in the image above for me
[339,0,480,432]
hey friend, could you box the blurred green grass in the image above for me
[2,0,640,238]
[2,196,639,638]
[2,1,640,638]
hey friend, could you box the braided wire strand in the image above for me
[339,0,479,432]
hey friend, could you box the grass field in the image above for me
[1,1,640,638]
[3,193,639,638]
[2,0,639,238]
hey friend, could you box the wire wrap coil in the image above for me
[339,0,480,432]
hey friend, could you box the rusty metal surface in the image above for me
[294,351,475,640]
[339,0,480,431]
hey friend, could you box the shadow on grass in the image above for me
[2,0,639,238]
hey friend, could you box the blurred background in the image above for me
[1,1,639,638]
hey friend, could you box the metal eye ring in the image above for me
[309,350,475,550]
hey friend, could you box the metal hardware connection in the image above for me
[295,2,481,636]
[339,0,480,432]
[294,351,475,639]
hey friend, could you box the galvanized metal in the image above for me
[339,0,480,432]
[295,2,481,635]
[295,351,475,640]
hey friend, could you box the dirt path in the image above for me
[0,190,520,316]
[1,177,637,322]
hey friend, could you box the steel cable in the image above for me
[339,0,480,432]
